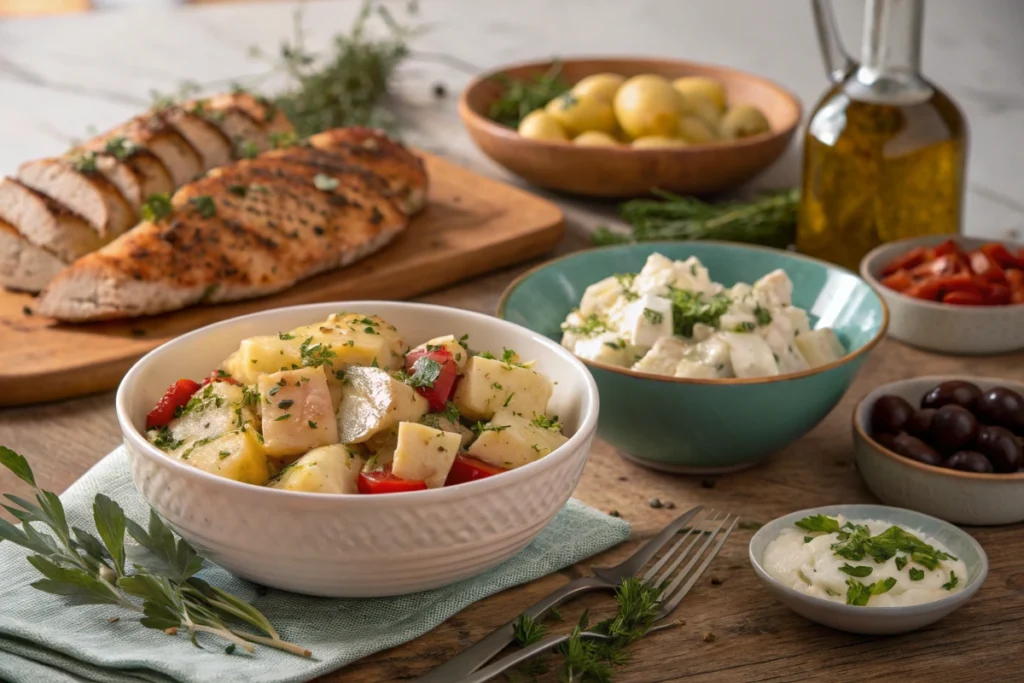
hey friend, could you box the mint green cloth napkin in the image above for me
[0,448,630,683]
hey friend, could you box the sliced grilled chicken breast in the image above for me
[197,93,295,156]
[119,147,175,201]
[308,127,427,214]
[166,109,234,170]
[0,178,107,262]
[0,219,65,293]
[86,113,204,187]
[38,150,407,321]
[17,158,136,239]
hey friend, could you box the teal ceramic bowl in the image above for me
[497,242,889,473]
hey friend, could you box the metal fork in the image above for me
[414,505,708,682]
[455,510,739,683]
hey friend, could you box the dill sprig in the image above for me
[488,61,570,128]
[593,188,800,250]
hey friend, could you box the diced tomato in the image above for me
[904,279,944,301]
[942,290,986,306]
[882,247,928,276]
[201,371,239,386]
[445,455,507,486]
[969,251,1006,283]
[1006,269,1024,304]
[910,254,961,278]
[932,239,964,259]
[358,469,428,494]
[404,347,458,412]
[880,269,914,292]
[146,379,202,429]
[981,243,1018,269]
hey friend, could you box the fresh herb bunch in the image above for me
[257,0,419,137]
[0,446,310,657]
[488,61,570,128]
[593,188,800,249]
[509,577,664,682]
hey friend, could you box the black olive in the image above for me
[904,408,936,438]
[944,451,994,473]
[870,395,915,435]
[975,387,1024,434]
[975,425,1024,473]
[892,432,943,466]
[921,380,983,411]
[873,432,898,450]
[928,405,979,452]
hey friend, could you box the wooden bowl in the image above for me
[459,56,803,198]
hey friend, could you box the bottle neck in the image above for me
[851,0,931,103]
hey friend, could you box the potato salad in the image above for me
[560,253,846,379]
[144,313,567,494]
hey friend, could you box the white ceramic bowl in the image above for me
[860,235,1024,355]
[116,302,600,597]
[749,504,988,635]
[853,375,1024,526]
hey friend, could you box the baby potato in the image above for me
[681,96,724,130]
[571,73,626,103]
[720,104,771,139]
[677,116,718,144]
[518,110,568,141]
[545,93,616,136]
[573,131,619,147]
[631,136,689,149]
[672,76,727,113]
[613,75,682,139]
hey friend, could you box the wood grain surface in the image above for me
[2,242,1022,681]
[0,151,564,406]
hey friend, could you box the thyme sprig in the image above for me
[0,446,309,657]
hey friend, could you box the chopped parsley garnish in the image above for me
[308,421,318,429]
[274,414,292,422]
[189,195,217,218]
[838,564,873,578]
[604,339,626,350]
[180,436,217,461]
[238,141,259,159]
[733,322,757,333]
[218,451,231,460]
[151,427,184,451]
[270,131,300,149]
[643,308,664,325]
[335,369,346,380]
[845,577,896,606]
[803,536,813,544]
[458,333,470,346]
[442,402,461,423]
[103,136,139,160]
[472,422,510,435]
[141,193,173,222]
[942,571,958,590]
[404,356,443,389]
[895,556,908,571]
[531,414,562,431]
[477,351,496,360]
[268,386,281,397]
[500,348,523,369]
[279,332,295,340]
[175,384,223,418]
[70,151,98,173]
[909,568,925,581]
[277,399,294,409]
[240,385,260,408]
[754,305,773,326]
[491,382,503,390]
[560,313,606,337]
[794,515,841,534]
[614,273,639,301]
[666,287,731,337]
[228,184,248,198]
[299,337,337,368]
[503,393,515,407]
[313,173,340,192]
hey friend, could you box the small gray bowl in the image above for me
[860,235,1024,355]
[749,504,988,635]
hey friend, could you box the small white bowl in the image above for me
[853,375,1024,525]
[116,301,600,597]
[860,235,1024,355]
[749,504,988,635]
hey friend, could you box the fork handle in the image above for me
[414,575,607,682]
[454,632,586,683]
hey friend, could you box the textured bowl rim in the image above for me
[852,375,1024,482]
[749,503,989,614]
[860,235,1024,312]
[496,240,890,386]
[115,301,600,504]
[459,55,803,154]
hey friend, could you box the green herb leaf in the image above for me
[838,564,873,578]
[141,193,173,223]
[405,355,442,389]
[794,514,840,534]
[93,494,127,576]
[299,336,337,368]
[488,61,568,128]
[942,571,959,590]
[909,568,925,581]
[189,196,217,218]
[313,174,339,192]
[895,555,908,571]
[0,446,36,487]
[754,304,773,326]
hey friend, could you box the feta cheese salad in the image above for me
[144,313,567,494]
[560,253,847,379]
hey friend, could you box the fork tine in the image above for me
[596,505,705,576]
[641,509,717,584]
[656,514,739,618]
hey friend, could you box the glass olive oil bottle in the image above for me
[798,0,967,270]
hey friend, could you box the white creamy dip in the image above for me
[763,515,967,607]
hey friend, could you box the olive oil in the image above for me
[801,0,967,270]
[797,86,966,270]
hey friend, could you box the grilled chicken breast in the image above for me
[0,218,65,292]
[0,178,107,263]
[166,109,234,171]
[37,128,421,321]
[86,113,204,187]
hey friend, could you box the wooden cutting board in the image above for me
[0,152,564,406]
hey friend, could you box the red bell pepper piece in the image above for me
[880,269,914,292]
[404,347,458,412]
[985,284,1012,305]
[932,239,964,259]
[358,468,428,494]
[904,279,944,301]
[910,254,961,278]
[969,251,1006,283]
[444,455,507,487]
[981,243,1018,269]
[1006,269,1024,304]
[146,379,202,429]
[942,290,986,306]
[882,247,928,276]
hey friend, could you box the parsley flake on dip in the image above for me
[762,514,967,607]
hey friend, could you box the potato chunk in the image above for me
[452,355,553,421]
[151,381,259,454]
[258,367,338,458]
[337,366,428,443]
[178,427,270,486]
[222,335,302,384]
[467,409,568,469]
[391,422,461,488]
[795,328,846,367]
[269,444,363,494]
[410,335,470,372]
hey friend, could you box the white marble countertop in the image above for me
[0,0,1021,240]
